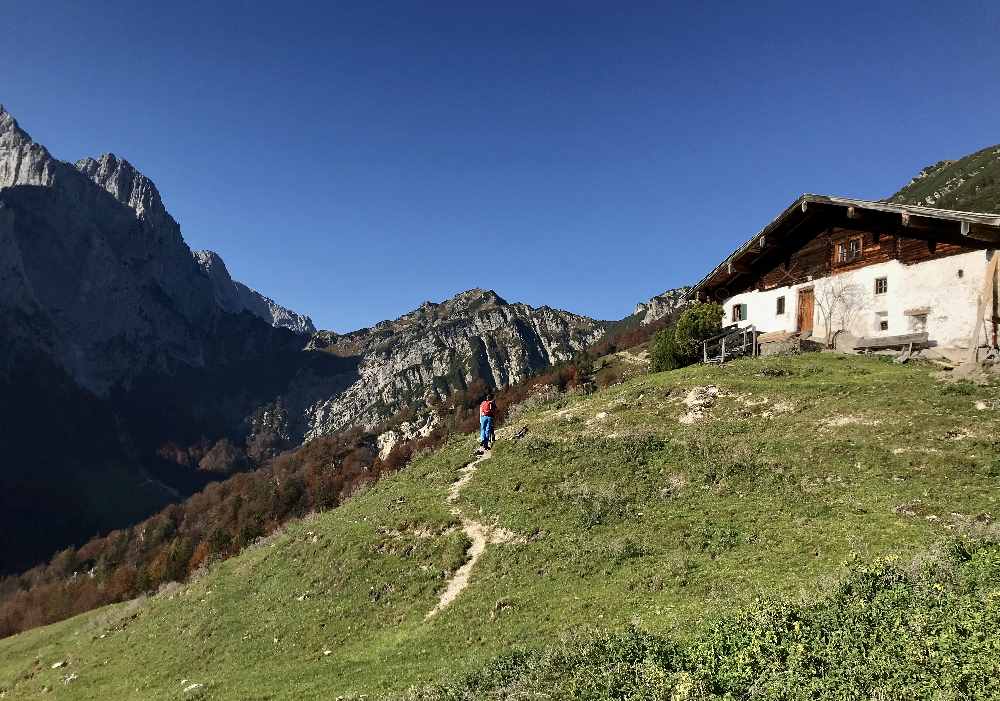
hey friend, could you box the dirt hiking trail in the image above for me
[426,450,513,619]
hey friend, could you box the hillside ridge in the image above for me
[890,142,1000,213]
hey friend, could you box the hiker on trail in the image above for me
[479,393,495,451]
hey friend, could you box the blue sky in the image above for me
[5,1,1000,330]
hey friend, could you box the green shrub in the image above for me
[650,326,685,371]
[650,303,724,371]
[411,539,1000,700]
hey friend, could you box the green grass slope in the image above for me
[2,354,1000,699]
[890,144,1000,213]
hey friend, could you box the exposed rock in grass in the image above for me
[679,385,719,424]
[825,414,881,428]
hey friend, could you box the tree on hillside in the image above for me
[651,302,724,371]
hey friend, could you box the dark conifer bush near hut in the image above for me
[651,302,724,371]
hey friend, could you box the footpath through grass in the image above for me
[2,354,999,699]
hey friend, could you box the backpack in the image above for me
[480,400,494,417]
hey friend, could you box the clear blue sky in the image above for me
[5,1,1000,330]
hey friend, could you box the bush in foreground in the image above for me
[409,537,1000,700]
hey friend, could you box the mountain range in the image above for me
[0,107,608,573]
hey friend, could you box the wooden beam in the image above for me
[966,223,1000,243]
[901,212,937,231]
[847,206,861,220]
[727,260,752,275]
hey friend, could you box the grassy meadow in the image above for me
[2,353,1000,699]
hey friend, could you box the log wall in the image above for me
[754,228,979,291]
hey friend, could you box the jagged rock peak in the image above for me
[449,288,507,307]
[74,144,313,336]
[192,249,230,279]
[193,249,315,335]
[370,288,511,332]
[0,106,57,188]
[422,288,507,315]
[0,105,31,144]
[633,286,693,324]
[76,153,171,226]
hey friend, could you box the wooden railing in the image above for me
[702,324,758,364]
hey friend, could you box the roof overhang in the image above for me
[689,194,1000,300]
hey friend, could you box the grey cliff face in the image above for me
[0,107,58,188]
[0,107,313,391]
[258,289,605,443]
[75,153,175,232]
[0,107,218,390]
[632,286,692,324]
[76,153,315,335]
[192,249,315,334]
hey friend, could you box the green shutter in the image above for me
[740,304,748,321]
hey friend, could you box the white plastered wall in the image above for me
[722,249,993,349]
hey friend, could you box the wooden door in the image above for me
[797,288,814,335]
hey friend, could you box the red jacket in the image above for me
[480,400,494,417]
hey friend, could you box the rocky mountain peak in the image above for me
[288,290,605,441]
[0,107,317,393]
[192,249,228,276]
[0,107,57,188]
[449,288,507,309]
[633,286,693,324]
[75,153,172,229]
[0,105,30,144]
[414,288,506,320]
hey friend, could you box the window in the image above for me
[732,303,747,322]
[874,277,888,295]
[879,320,889,332]
[776,296,786,315]
[835,236,863,264]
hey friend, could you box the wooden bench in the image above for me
[854,332,929,353]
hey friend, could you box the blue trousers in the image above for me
[480,415,493,447]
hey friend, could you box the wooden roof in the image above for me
[690,194,1000,299]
